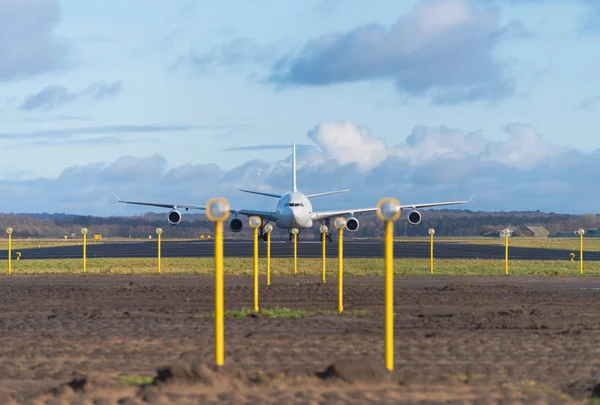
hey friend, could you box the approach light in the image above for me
[206,198,230,222]
[156,228,163,235]
[578,229,585,236]
[81,228,88,235]
[291,228,299,235]
[334,217,347,229]
[5,228,12,235]
[249,216,262,229]
[428,228,435,235]
[264,223,274,233]
[320,225,329,234]
[377,198,401,221]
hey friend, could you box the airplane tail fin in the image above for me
[292,142,297,192]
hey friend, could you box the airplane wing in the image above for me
[113,193,278,222]
[311,194,475,221]
[113,193,206,210]
[235,209,278,222]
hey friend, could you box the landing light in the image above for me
[334,217,346,229]
[249,216,262,229]
[206,198,230,222]
[377,198,401,221]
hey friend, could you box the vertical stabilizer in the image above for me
[292,142,297,192]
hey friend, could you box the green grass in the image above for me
[118,375,154,386]
[2,236,600,253]
[0,257,598,276]
[399,236,600,252]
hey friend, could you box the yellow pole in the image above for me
[505,231,509,276]
[429,233,433,275]
[157,232,161,274]
[83,233,87,274]
[338,228,343,313]
[253,227,259,312]
[580,233,583,275]
[267,232,271,286]
[322,232,326,284]
[8,233,11,276]
[385,220,394,371]
[293,233,297,275]
[214,220,224,366]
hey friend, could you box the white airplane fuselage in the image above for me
[274,191,313,229]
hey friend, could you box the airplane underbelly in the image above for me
[276,216,312,229]
[276,217,292,229]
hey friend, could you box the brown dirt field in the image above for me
[1,275,600,404]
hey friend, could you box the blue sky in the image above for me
[1,0,600,216]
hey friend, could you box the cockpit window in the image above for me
[288,202,304,207]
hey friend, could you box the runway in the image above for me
[0,239,593,261]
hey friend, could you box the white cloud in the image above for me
[269,0,526,104]
[481,123,564,169]
[0,121,597,215]
[20,81,123,111]
[307,122,388,171]
[0,0,68,81]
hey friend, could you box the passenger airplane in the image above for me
[113,143,474,241]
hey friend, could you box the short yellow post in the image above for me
[377,198,401,372]
[504,228,510,276]
[265,224,274,286]
[81,228,88,273]
[428,228,435,274]
[249,216,262,312]
[16,252,20,261]
[206,197,230,367]
[6,228,13,275]
[320,225,329,284]
[156,228,163,274]
[578,229,585,275]
[291,228,299,275]
[333,217,346,313]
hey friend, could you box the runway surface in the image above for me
[0,239,594,260]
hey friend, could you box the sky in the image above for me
[1,0,600,216]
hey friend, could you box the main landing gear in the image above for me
[259,221,270,242]
[323,218,333,242]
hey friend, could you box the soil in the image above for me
[1,275,600,404]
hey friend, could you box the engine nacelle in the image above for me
[407,210,422,225]
[346,217,360,232]
[168,209,182,225]
[229,218,243,233]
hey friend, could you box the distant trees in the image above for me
[0,209,598,239]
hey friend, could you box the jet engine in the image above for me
[229,218,243,233]
[407,210,422,225]
[346,217,360,232]
[168,209,182,225]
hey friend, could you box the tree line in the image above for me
[0,209,598,239]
